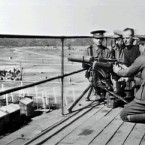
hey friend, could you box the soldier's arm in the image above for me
[117,55,144,77]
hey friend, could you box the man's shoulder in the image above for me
[101,45,110,51]
[102,46,111,52]
[133,54,145,66]
[132,45,139,49]
[124,45,139,52]
[86,45,93,50]
[136,54,145,61]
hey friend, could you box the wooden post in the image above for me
[61,38,64,115]
[42,91,46,112]
[45,91,48,106]
[20,81,24,97]
[53,87,57,104]
[35,86,39,109]
[11,93,14,103]
[6,94,8,106]
[1,84,5,99]
[64,94,68,106]
[47,91,51,111]
[72,87,76,102]
[69,77,72,85]
[2,84,8,105]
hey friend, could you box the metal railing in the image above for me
[0,34,91,115]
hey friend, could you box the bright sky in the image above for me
[0,0,145,36]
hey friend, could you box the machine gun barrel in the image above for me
[68,56,120,63]
[68,56,93,63]
[68,56,122,68]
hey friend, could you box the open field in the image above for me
[0,46,89,107]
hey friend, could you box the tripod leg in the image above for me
[85,85,93,101]
[68,84,91,113]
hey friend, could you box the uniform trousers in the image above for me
[120,100,145,123]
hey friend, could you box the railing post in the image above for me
[61,38,64,115]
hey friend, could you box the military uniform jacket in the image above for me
[82,44,113,70]
[112,46,125,63]
[84,44,112,58]
[118,54,145,104]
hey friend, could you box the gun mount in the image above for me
[68,55,129,112]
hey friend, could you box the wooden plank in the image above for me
[139,133,145,145]
[26,104,99,145]
[44,104,105,145]
[59,106,112,145]
[124,123,145,145]
[0,109,66,145]
[70,107,122,145]
[107,122,135,145]
[90,116,123,145]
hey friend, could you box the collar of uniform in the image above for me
[114,45,125,51]
[125,45,134,50]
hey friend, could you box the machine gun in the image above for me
[68,55,124,69]
[68,55,128,112]
[68,55,123,82]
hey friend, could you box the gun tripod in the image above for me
[68,82,128,113]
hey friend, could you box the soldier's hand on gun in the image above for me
[118,64,128,70]
[113,64,122,74]
[118,77,129,82]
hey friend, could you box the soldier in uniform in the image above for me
[113,40,145,123]
[111,31,126,93]
[111,30,125,62]
[82,30,113,100]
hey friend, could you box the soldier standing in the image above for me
[82,30,113,100]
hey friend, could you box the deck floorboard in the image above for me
[56,105,145,145]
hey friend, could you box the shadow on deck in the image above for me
[39,102,145,145]
[1,100,145,145]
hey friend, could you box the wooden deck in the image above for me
[43,105,145,145]
[23,101,145,145]
[1,100,145,145]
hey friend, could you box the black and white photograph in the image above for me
[0,0,145,144]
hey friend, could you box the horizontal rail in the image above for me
[0,69,85,96]
[0,34,115,39]
[0,34,93,39]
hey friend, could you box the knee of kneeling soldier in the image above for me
[120,110,129,122]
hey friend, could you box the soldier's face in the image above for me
[93,38,103,46]
[123,30,134,46]
[139,43,145,54]
[116,38,124,47]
